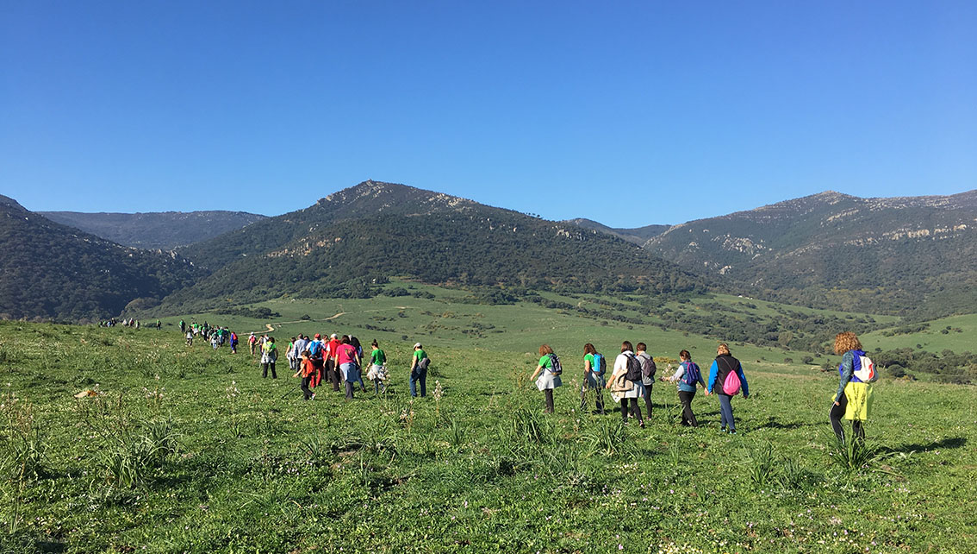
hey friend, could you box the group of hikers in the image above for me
[181,320,238,353]
[530,331,874,441]
[100,317,161,329]
[263,333,431,402]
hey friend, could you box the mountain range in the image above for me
[39,210,265,249]
[3,184,976,322]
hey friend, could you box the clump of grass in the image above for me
[746,442,776,487]
[584,419,633,457]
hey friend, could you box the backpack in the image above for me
[639,353,656,379]
[547,353,563,375]
[592,353,607,376]
[308,340,323,360]
[624,354,642,382]
[717,357,741,395]
[417,356,431,371]
[682,361,701,386]
[852,352,879,383]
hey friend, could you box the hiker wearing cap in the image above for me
[530,344,562,413]
[409,343,429,397]
[706,343,749,434]
[580,343,606,415]
[325,333,342,392]
[662,350,705,427]
[606,341,645,427]
[831,332,873,442]
[333,335,361,400]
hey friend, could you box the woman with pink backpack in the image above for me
[706,343,749,434]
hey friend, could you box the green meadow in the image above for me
[2,294,976,552]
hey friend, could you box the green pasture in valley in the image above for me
[862,313,977,353]
[1,319,975,553]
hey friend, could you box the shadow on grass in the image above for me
[754,417,815,431]
[881,436,967,455]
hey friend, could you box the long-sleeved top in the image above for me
[707,355,749,397]
[665,361,705,392]
[834,349,860,403]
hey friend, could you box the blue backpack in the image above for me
[592,353,607,376]
[682,361,701,386]
[308,340,323,360]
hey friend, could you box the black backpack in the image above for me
[624,354,642,382]
[548,353,563,375]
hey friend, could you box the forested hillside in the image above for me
[40,210,266,249]
[564,218,669,245]
[645,190,977,317]
[158,181,705,313]
[0,194,199,321]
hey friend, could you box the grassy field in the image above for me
[862,313,977,353]
[1,319,976,553]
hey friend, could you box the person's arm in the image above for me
[665,364,685,383]
[410,352,417,371]
[737,363,749,398]
[531,364,543,382]
[834,351,855,404]
[584,358,592,376]
[707,360,719,394]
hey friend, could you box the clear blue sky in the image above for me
[2,1,975,225]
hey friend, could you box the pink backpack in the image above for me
[719,357,742,395]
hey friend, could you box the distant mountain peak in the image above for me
[0,193,26,211]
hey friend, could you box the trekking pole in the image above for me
[281,384,303,400]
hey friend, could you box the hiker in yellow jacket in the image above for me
[830,332,873,442]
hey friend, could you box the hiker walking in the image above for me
[308,334,326,389]
[293,349,315,401]
[662,350,705,427]
[367,339,388,394]
[636,342,656,419]
[530,344,562,413]
[409,343,430,398]
[261,336,279,379]
[606,341,645,427]
[333,336,361,400]
[706,343,749,433]
[830,332,874,442]
[580,343,606,415]
[349,336,368,393]
[248,332,257,356]
[230,331,238,354]
[325,333,343,392]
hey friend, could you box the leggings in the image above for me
[300,376,313,400]
[543,389,555,413]
[620,398,643,425]
[678,390,698,427]
[641,383,653,419]
[830,394,864,441]
[261,362,277,379]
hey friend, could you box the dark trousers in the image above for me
[580,377,605,414]
[620,398,643,425]
[410,368,427,397]
[326,359,341,391]
[678,390,698,427]
[641,383,653,419]
[300,376,313,400]
[718,394,735,431]
[543,389,555,413]
[344,380,354,400]
[830,394,864,442]
[262,362,277,379]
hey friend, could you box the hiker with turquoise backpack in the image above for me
[580,343,606,415]
[530,344,563,413]
[706,343,749,434]
[662,349,704,427]
[830,331,876,442]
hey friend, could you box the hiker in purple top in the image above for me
[706,343,749,433]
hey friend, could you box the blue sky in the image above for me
[2,1,975,225]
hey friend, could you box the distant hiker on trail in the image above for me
[707,343,749,434]
[294,349,315,401]
[530,344,562,413]
[606,341,645,427]
[831,332,874,443]
[261,336,278,379]
[180,320,185,333]
[636,343,656,419]
[325,333,343,392]
[334,335,361,400]
[230,331,238,354]
[156,320,161,331]
[211,333,219,350]
[409,343,430,398]
[248,332,257,356]
[185,330,193,347]
[580,343,606,415]
[367,339,387,394]
[662,350,705,427]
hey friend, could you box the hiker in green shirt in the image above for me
[409,343,429,397]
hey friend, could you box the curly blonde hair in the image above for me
[833,332,862,355]
[717,343,731,356]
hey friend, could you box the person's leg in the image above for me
[580,381,588,412]
[345,380,354,400]
[262,363,268,378]
[419,369,427,397]
[852,419,865,441]
[301,377,312,400]
[595,378,605,415]
[719,394,735,432]
[544,389,554,413]
[630,396,644,426]
[328,360,341,392]
[270,362,277,379]
[621,399,629,423]
[643,384,653,420]
[409,371,418,397]
[686,390,698,427]
[830,396,848,441]
[678,391,692,426]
